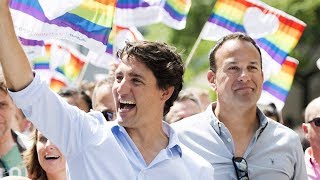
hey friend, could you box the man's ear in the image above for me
[302,123,309,139]
[161,86,174,101]
[207,70,217,91]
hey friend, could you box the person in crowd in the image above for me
[186,87,211,111]
[24,129,67,180]
[0,4,214,179]
[91,76,116,121]
[302,97,320,179]
[0,76,29,177]
[12,109,33,135]
[165,90,202,124]
[78,80,95,99]
[58,87,92,112]
[257,103,283,123]
[173,33,306,179]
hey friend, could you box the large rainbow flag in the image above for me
[201,0,306,80]
[259,57,299,110]
[114,0,191,30]
[9,0,117,54]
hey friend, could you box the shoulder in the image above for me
[263,119,301,148]
[171,111,209,132]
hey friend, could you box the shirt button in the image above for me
[218,123,222,128]
[227,138,231,142]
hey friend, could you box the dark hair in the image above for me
[24,129,48,180]
[209,32,262,72]
[117,41,184,116]
[259,103,281,123]
[58,87,92,111]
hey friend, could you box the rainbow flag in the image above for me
[50,72,68,93]
[259,57,299,110]
[87,25,144,69]
[114,0,191,30]
[201,0,306,80]
[9,0,117,53]
[19,37,45,61]
[55,53,86,82]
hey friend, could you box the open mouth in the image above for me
[119,100,136,111]
[45,155,60,160]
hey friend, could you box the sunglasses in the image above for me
[0,158,9,177]
[101,110,114,121]
[308,117,320,127]
[232,157,249,180]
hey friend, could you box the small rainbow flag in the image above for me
[259,57,299,110]
[114,0,191,30]
[50,72,68,93]
[201,0,306,80]
[9,0,117,53]
[55,53,86,82]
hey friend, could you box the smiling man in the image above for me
[302,97,320,179]
[173,33,307,179]
[0,1,214,179]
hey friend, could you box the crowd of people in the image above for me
[0,0,319,179]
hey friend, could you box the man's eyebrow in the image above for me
[128,72,145,80]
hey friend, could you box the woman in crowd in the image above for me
[24,130,67,180]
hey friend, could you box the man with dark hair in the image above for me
[58,87,92,112]
[173,32,306,179]
[0,2,214,179]
[0,78,28,177]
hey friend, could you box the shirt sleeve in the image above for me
[9,74,106,159]
[292,133,308,180]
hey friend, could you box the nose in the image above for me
[45,140,54,150]
[238,69,250,82]
[115,78,129,95]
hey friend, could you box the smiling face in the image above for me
[113,56,171,128]
[36,131,66,176]
[208,39,263,108]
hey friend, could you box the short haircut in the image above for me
[58,87,92,110]
[117,41,184,116]
[209,32,262,72]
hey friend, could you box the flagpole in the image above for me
[76,61,89,86]
[184,25,205,68]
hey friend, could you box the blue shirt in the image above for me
[9,74,214,180]
[172,103,307,180]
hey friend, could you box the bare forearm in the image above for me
[0,2,33,91]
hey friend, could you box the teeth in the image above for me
[45,155,59,159]
[119,100,135,104]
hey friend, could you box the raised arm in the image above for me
[0,0,34,91]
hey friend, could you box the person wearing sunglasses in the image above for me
[302,97,320,179]
[92,77,116,121]
[0,4,214,179]
[173,33,307,179]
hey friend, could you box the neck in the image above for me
[47,170,67,180]
[310,147,320,164]
[126,121,169,165]
[214,102,260,157]
[0,130,15,157]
